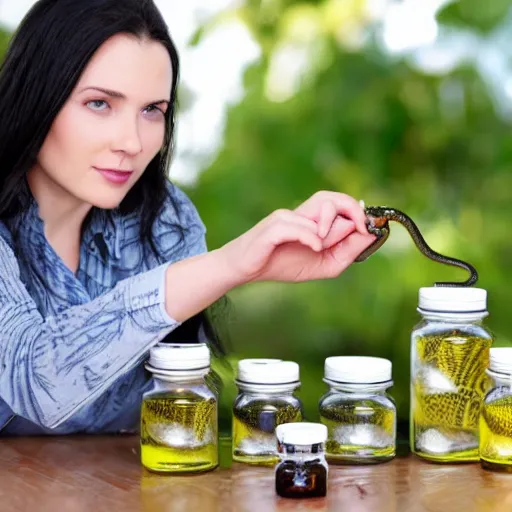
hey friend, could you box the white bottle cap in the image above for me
[148,343,210,371]
[276,422,328,445]
[418,287,487,314]
[489,347,512,375]
[324,356,392,384]
[236,359,300,385]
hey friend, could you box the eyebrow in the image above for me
[78,86,170,105]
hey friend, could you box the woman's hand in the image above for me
[164,191,375,322]
[220,191,376,283]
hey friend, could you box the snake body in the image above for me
[355,206,478,287]
[414,332,490,431]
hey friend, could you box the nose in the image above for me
[112,116,143,156]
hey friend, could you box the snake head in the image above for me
[363,206,393,237]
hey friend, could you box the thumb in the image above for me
[331,232,377,267]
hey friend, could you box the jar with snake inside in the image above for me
[480,347,512,472]
[410,287,493,462]
[232,359,303,465]
[141,343,218,474]
[319,356,396,464]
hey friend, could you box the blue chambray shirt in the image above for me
[0,182,207,435]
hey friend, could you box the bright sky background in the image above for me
[0,0,510,183]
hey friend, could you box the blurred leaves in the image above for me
[437,0,511,34]
[0,25,11,56]
[184,0,512,428]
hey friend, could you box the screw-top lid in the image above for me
[276,422,328,445]
[324,356,392,384]
[236,358,300,385]
[148,343,210,371]
[418,287,487,314]
[489,347,512,375]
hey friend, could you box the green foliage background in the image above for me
[4,0,512,436]
[184,0,512,433]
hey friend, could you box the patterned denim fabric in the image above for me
[0,182,206,435]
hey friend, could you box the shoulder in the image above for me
[160,180,205,232]
[0,221,15,255]
[0,221,20,274]
[151,181,207,260]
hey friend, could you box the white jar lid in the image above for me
[418,287,487,313]
[236,359,300,385]
[148,343,210,371]
[489,347,512,375]
[324,356,392,384]
[276,422,327,445]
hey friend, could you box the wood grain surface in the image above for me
[1,435,511,512]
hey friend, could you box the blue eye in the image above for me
[144,105,164,117]
[87,100,109,111]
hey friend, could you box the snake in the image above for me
[481,394,512,437]
[354,206,478,287]
[414,333,490,431]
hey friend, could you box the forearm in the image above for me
[164,248,241,322]
[0,263,180,429]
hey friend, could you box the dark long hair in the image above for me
[0,0,227,355]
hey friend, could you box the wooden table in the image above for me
[1,436,512,512]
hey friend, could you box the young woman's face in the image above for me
[31,33,172,209]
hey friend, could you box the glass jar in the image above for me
[319,356,396,464]
[410,287,493,462]
[140,343,218,474]
[232,359,303,465]
[480,347,512,472]
[275,422,328,499]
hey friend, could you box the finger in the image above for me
[322,216,356,249]
[318,200,338,239]
[330,232,377,270]
[296,192,368,235]
[268,209,319,234]
[326,194,367,235]
[264,221,323,252]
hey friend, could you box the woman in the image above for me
[0,0,375,435]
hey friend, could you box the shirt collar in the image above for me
[82,207,122,260]
[15,197,123,261]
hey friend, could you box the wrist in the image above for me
[209,247,247,289]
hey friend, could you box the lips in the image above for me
[94,167,133,185]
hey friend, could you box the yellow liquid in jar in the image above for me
[140,395,218,474]
[411,332,491,462]
[480,395,512,471]
[320,400,395,464]
[232,403,302,466]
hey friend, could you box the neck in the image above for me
[27,166,92,272]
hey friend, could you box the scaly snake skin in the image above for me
[481,395,512,437]
[355,206,478,287]
[414,334,490,429]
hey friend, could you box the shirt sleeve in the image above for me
[0,235,179,429]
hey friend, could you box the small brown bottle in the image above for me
[275,423,328,499]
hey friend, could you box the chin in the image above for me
[89,192,126,210]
